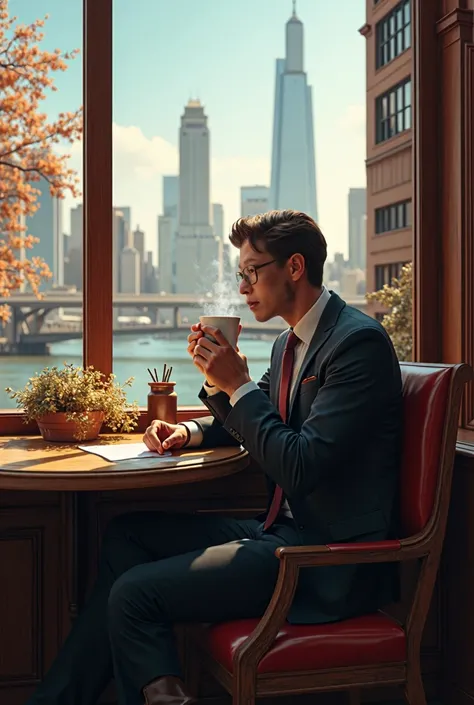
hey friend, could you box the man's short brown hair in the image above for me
[229,209,327,288]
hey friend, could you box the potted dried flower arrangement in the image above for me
[6,363,140,442]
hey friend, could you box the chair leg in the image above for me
[232,673,256,705]
[404,668,427,705]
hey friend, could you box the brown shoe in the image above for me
[143,675,196,705]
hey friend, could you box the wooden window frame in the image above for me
[413,0,474,435]
[3,0,474,441]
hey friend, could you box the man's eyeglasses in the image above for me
[235,259,276,286]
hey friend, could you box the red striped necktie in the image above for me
[263,331,299,530]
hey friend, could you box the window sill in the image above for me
[0,406,209,437]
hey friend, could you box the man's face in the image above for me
[237,240,294,322]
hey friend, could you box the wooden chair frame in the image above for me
[193,363,472,705]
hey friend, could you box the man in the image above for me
[27,210,402,705]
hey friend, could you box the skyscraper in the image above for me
[175,99,218,294]
[26,177,63,290]
[348,188,367,271]
[115,206,131,234]
[158,175,179,293]
[113,208,128,293]
[241,186,269,217]
[269,2,317,221]
[70,204,83,252]
[163,176,179,219]
[212,203,224,240]
[178,100,211,231]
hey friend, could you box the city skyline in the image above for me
[9,0,366,261]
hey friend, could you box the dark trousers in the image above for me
[26,511,300,705]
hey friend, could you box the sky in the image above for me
[9,0,367,261]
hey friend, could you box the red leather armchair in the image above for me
[192,363,471,705]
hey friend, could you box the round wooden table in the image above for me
[0,434,249,618]
[0,434,249,491]
[0,434,249,622]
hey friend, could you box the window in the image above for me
[111,1,368,408]
[376,78,411,143]
[0,0,84,410]
[375,262,406,290]
[375,200,411,234]
[376,1,411,69]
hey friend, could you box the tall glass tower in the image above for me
[269,2,318,221]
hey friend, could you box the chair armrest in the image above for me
[231,538,423,675]
[275,539,408,568]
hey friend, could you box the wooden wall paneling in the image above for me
[0,504,67,705]
[83,0,113,374]
[441,453,474,704]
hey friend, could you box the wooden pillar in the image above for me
[83,0,113,374]
[415,0,474,426]
[415,3,474,704]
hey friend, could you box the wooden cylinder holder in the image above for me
[147,382,178,426]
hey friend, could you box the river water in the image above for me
[0,334,275,410]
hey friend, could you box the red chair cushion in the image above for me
[400,365,452,536]
[204,613,406,673]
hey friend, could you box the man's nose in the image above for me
[240,278,251,295]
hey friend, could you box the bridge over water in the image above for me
[0,292,367,354]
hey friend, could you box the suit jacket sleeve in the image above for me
[220,328,401,498]
[195,366,271,448]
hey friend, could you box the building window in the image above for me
[375,262,406,290]
[376,1,411,69]
[375,78,411,143]
[375,200,411,234]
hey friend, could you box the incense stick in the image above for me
[148,364,173,383]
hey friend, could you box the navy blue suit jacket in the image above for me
[196,292,403,623]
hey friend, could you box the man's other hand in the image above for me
[143,420,188,455]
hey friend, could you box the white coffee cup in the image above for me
[199,315,241,348]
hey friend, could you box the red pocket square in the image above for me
[302,375,317,384]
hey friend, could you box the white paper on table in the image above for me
[78,442,172,462]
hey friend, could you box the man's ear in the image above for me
[289,253,305,281]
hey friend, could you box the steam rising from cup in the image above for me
[197,259,242,347]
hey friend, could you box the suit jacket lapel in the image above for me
[288,292,346,419]
[270,333,285,404]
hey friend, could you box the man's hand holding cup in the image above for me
[187,317,251,397]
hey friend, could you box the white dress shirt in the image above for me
[182,286,331,448]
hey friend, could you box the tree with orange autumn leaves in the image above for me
[0,0,82,322]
